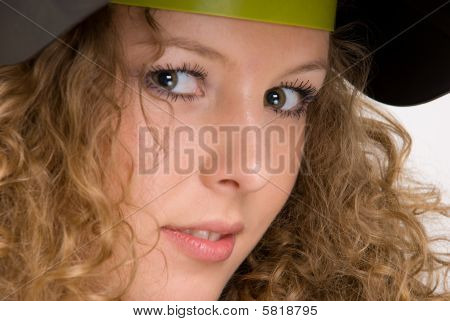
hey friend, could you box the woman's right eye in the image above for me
[149,70,199,94]
[144,64,208,102]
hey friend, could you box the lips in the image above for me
[161,221,243,262]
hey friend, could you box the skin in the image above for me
[106,6,329,300]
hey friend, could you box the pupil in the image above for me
[157,71,177,89]
[266,89,285,107]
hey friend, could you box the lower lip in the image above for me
[161,228,236,262]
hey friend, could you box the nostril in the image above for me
[219,179,239,189]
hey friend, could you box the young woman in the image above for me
[0,0,448,300]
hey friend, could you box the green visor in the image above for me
[110,0,337,31]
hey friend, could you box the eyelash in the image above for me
[143,63,317,118]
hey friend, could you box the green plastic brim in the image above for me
[109,0,337,31]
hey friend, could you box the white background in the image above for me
[0,301,448,321]
[376,93,450,203]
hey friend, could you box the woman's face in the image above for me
[109,6,329,300]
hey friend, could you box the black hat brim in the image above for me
[336,0,450,106]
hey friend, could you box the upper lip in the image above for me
[163,221,244,235]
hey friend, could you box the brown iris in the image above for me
[264,88,286,108]
[152,70,178,90]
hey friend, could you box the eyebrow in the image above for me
[161,37,228,63]
[161,37,328,76]
[284,59,328,76]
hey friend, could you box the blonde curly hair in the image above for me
[0,4,448,300]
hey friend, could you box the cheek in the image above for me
[105,78,182,198]
[262,126,304,217]
[237,128,304,255]
[235,170,299,260]
[262,121,305,183]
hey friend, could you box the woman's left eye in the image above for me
[263,85,316,118]
[264,87,301,111]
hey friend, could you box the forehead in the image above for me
[115,6,329,65]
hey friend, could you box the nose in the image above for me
[198,80,270,195]
[198,142,269,195]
